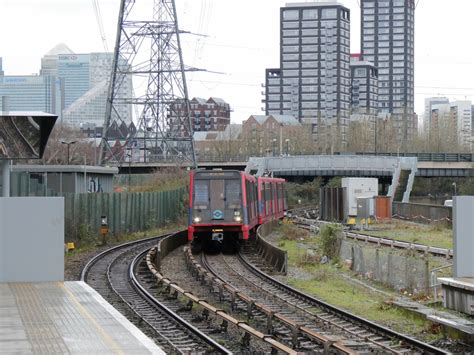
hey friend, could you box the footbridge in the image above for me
[116,152,474,178]
[245,155,418,203]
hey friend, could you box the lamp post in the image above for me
[285,138,290,156]
[452,182,457,197]
[60,140,77,165]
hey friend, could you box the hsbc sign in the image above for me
[58,55,78,61]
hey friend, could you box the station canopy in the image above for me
[0,111,57,160]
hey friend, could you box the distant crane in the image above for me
[99,0,197,168]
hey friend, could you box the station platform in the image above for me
[439,277,474,316]
[0,281,165,354]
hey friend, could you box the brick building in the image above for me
[170,97,231,137]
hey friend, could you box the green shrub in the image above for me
[319,224,342,261]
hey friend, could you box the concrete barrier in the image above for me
[392,201,452,225]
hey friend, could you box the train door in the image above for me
[210,179,225,218]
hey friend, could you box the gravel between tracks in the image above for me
[160,247,273,354]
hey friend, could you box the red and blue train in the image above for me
[188,170,286,252]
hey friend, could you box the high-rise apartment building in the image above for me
[350,60,378,117]
[360,0,415,143]
[423,97,449,132]
[0,57,4,76]
[431,100,472,149]
[265,1,351,143]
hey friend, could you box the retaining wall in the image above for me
[340,239,430,293]
[392,201,452,225]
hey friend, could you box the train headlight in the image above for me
[233,210,242,222]
[193,216,201,223]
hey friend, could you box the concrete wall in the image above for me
[340,239,429,293]
[392,201,452,225]
[0,197,64,282]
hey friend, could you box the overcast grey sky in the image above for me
[1,0,473,123]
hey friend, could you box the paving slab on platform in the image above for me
[0,281,165,354]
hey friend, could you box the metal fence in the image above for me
[64,188,186,242]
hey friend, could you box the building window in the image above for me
[302,37,318,44]
[301,29,318,36]
[283,30,299,37]
[302,61,318,68]
[283,21,299,29]
[302,20,318,28]
[283,61,299,69]
[283,69,299,77]
[283,53,299,61]
[301,45,318,52]
[321,8,337,19]
[354,68,367,77]
[283,10,299,20]
[283,37,299,45]
[302,9,318,19]
[283,45,299,53]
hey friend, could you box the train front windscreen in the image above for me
[192,171,243,224]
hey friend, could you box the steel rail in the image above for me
[199,252,357,354]
[82,232,229,353]
[293,216,453,258]
[80,234,166,281]
[237,250,449,355]
[130,248,231,354]
[146,242,298,355]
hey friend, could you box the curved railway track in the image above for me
[81,234,230,354]
[195,248,448,354]
[292,215,453,258]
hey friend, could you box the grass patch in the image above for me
[362,220,453,249]
[65,221,186,257]
[276,231,445,341]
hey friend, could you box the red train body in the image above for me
[188,170,285,250]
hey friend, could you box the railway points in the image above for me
[0,281,164,354]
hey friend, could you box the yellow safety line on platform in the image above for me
[59,282,125,355]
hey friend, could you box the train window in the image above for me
[225,180,241,209]
[194,180,209,208]
[210,179,225,211]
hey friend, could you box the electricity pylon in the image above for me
[99,0,197,168]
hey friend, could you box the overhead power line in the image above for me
[92,0,109,52]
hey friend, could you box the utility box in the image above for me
[357,197,374,219]
[341,178,378,217]
[453,196,474,277]
[375,196,392,220]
